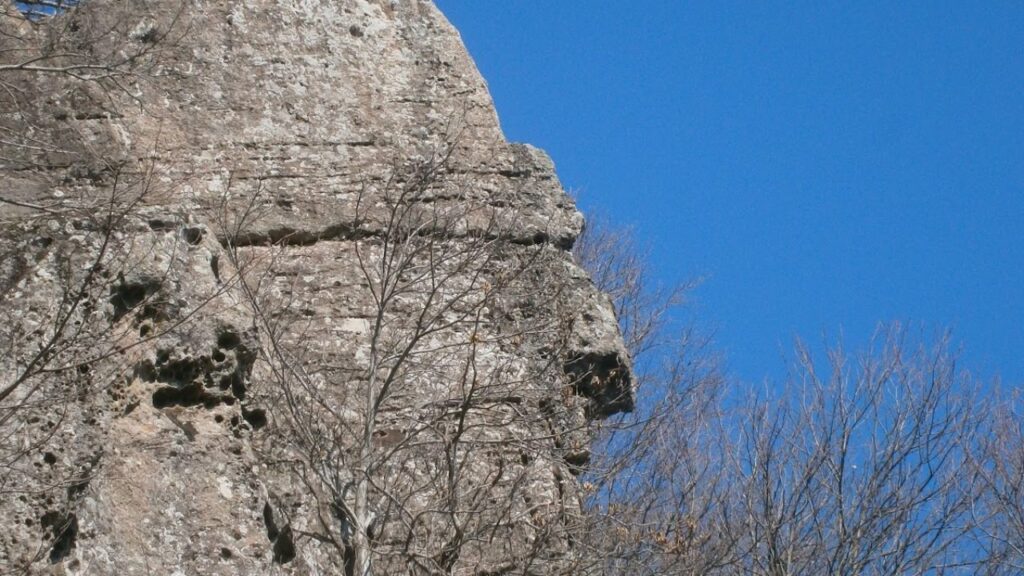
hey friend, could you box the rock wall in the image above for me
[0,1,631,573]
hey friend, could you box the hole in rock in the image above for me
[152,382,222,409]
[242,407,267,430]
[262,502,279,541]
[217,331,241,350]
[182,227,204,245]
[273,525,296,564]
[48,514,78,564]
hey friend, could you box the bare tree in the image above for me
[573,213,993,576]
[726,328,984,575]
[967,390,1024,575]
[220,143,601,574]
[567,215,729,575]
[571,214,696,362]
[603,327,986,576]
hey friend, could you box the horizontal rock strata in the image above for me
[0,1,632,573]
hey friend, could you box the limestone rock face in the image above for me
[0,1,632,573]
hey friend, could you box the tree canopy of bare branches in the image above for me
[574,216,1020,576]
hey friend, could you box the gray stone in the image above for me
[0,1,632,573]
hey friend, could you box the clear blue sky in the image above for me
[436,1,1024,386]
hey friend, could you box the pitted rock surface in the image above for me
[0,1,632,573]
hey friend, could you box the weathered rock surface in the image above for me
[0,1,632,573]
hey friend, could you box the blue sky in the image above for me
[435,1,1024,387]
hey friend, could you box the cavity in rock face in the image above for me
[44,513,78,564]
[0,1,631,573]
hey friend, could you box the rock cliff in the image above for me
[0,1,632,573]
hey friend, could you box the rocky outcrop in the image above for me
[0,1,632,573]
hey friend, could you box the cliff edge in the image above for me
[0,1,632,573]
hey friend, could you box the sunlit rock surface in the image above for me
[0,1,632,573]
